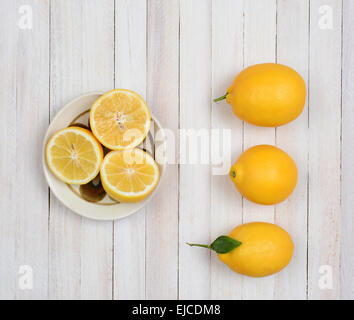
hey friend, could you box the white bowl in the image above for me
[42,92,166,221]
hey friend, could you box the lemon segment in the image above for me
[46,127,103,185]
[100,149,159,202]
[90,89,151,150]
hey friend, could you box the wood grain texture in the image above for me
[275,0,309,300]
[0,0,49,299]
[242,0,277,300]
[146,0,179,299]
[308,0,342,300]
[341,0,354,300]
[114,0,147,300]
[179,0,212,300]
[210,0,244,300]
[49,0,114,299]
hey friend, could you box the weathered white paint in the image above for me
[146,0,179,300]
[179,0,212,300]
[341,0,354,300]
[0,0,349,300]
[308,0,342,300]
[0,0,49,300]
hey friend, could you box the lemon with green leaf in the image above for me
[188,222,294,277]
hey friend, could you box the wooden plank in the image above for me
[242,0,277,300]
[49,0,114,299]
[275,0,309,300]
[0,0,49,299]
[114,0,147,300]
[341,0,354,300]
[145,0,179,299]
[210,0,244,300]
[0,0,17,298]
[179,0,212,299]
[308,0,342,299]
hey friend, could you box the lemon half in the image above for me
[100,149,159,202]
[46,127,103,185]
[90,89,151,150]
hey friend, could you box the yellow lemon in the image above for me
[188,222,294,277]
[219,222,294,277]
[90,89,151,150]
[230,145,297,205]
[214,63,306,127]
[46,127,103,185]
[100,148,159,202]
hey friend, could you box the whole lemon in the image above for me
[230,145,297,205]
[214,63,306,127]
[187,222,294,277]
[219,222,294,277]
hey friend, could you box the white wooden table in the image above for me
[0,0,353,300]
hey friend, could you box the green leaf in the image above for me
[210,236,242,254]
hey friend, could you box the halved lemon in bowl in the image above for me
[90,89,151,150]
[46,127,103,185]
[100,148,159,202]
